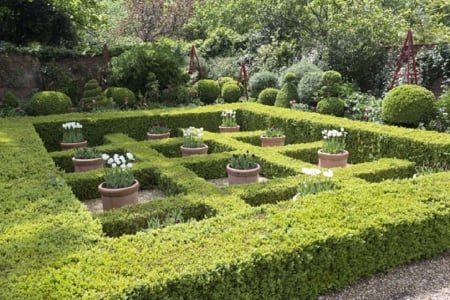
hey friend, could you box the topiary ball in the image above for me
[29,91,72,115]
[221,82,241,103]
[196,79,220,104]
[258,88,279,106]
[316,97,345,116]
[381,84,436,127]
[105,87,136,107]
[320,70,342,97]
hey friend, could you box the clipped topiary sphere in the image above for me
[382,84,436,127]
[105,87,136,107]
[29,91,72,115]
[258,88,279,106]
[248,71,278,98]
[316,97,345,116]
[221,82,241,103]
[320,70,342,97]
[196,79,220,104]
[274,81,298,108]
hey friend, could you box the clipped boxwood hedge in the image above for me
[1,102,450,299]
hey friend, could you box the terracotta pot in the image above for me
[72,157,104,172]
[260,135,286,147]
[318,149,349,168]
[98,180,140,211]
[180,144,208,157]
[226,163,261,185]
[60,140,88,151]
[219,125,240,133]
[147,132,170,140]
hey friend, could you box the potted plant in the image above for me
[226,151,261,185]
[219,109,240,133]
[260,126,286,147]
[98,152,139,210]
[293,168,335,200]
[180,126,208,157]
[147,124,170,140]
[72,147,103,172]
[318,127,349,168]
[61,121,87,150]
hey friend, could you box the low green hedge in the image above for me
[1,102,450,299]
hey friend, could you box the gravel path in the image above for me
[318,250,450,300]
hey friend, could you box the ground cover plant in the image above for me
[0,103,449,299]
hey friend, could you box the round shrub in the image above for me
[221,82,241,103]
[248,71,278,98]
[297,71,324,105]
[218,77,234,88]
[274,72,298,108]
[279,61,322,86]
[258,88,279,106]
[381,84,436,127]
[3,91,19,107]
[105,87,136,107]
[316,97,345,116]
[29,91,72,115]
[196,79,220,104]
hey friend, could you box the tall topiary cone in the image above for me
[80,79,107,109]
[274,72,298,108]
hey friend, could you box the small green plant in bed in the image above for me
[73,147,102,159]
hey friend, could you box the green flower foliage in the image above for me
[382,84,436,127]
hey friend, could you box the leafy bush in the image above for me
[382,84,436,127]
[248,71,278,98]
[279,61,322,86]
[274,72,298,108]
[258,88,279,106]
[110,42,187,95]
[3,91,18,108]
[105,87,136,108]
[221,82,241,103]
[203,56,240,79]
[200,27,242,59]
[316,97,345,116]
[297,71,323,105]
[196,79,220,104]
[29,91,72,115]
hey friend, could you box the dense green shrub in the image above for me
[274,72,298,108]
[382,84,436,127]
[3,91,18,107]
[319,70,342,97]
[316,97,345,116]
[258,88,279,105]
[297,71,323,105]
[110,42,187,95]
[203,56,240,79]
[105,87,136,107]
[81,79,107,109]
[200,27,242,58]
[218,77,234,88]
[28,91,71,115]
[279,61,322,86]
[197,79,220,104]
[248,71,278,98]
[221,82,241,103]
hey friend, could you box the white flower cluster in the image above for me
[221,109,236,118]
[301,167,333,178]
[62,122,83,130]
[322,127,346,140]
[183,126,204,138]
[102,153,135,169]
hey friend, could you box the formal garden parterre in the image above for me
[1,102,450,299]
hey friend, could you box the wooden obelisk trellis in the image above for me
[238,64,249,101]
[188,45,203,79]
[388,30,418,90]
